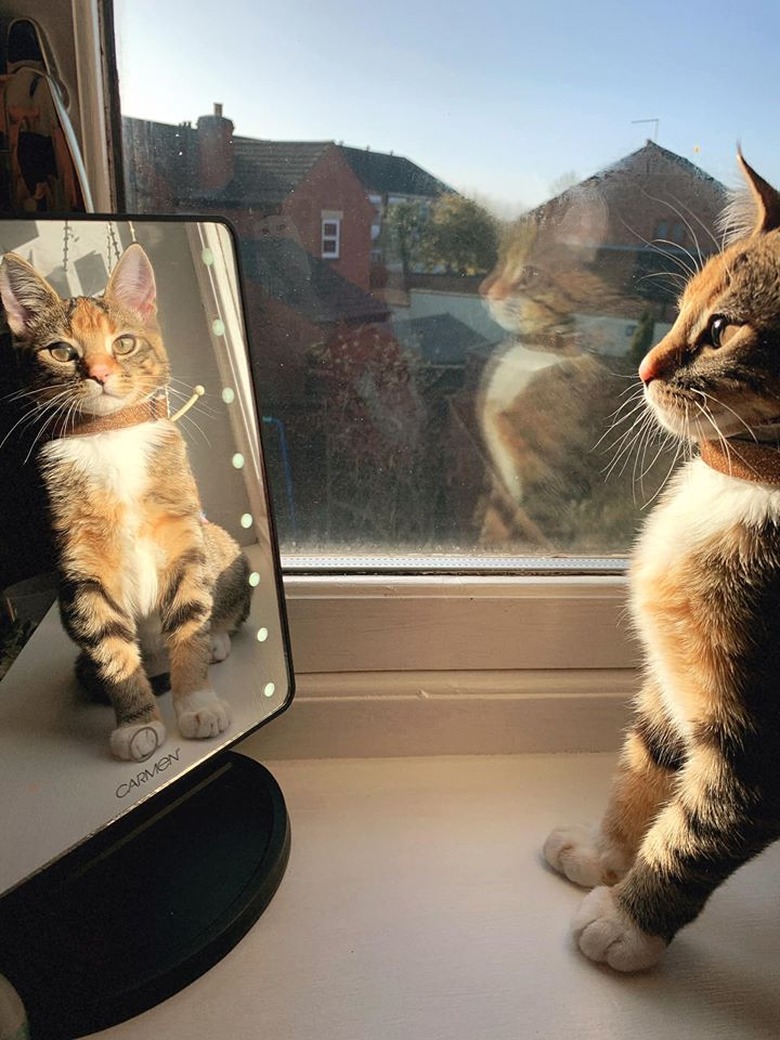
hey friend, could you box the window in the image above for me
[321,213,341,259]
[109,4,743,576]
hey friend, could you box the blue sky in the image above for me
[114,0,780,215]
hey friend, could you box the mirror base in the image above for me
[0,750,290,1038]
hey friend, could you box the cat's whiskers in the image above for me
[619,216,702,281]
[599,383,651,443]
[602,398,662,489]
[634,270,688,300]
[171,412,212,447]
[597,373,681,503]
[641,424,687,508]
[631,409,666,502]
[160,386,214,445]
[22,393,82,463]
[637,438,671,500]
[693,387,758,443]
[601,411,653,477]
[594,385,646,453]
[639,188,720,269]
[662,191,722,255]
[1,379,77,411]
[691,394,736,473]
[0,386,76,451]
[599,408,648,473]
[2,384,56,406]
[652,238,700,281]
[601,398,650,454]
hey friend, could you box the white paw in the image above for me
[544,825,614,888]
[572,886,666,972]
[175,689,231,739]
[210,632,232,663]
[110,720,167,762]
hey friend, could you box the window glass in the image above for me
[112,0,778,566]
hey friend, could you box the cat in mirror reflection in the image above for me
[0,244,251,762]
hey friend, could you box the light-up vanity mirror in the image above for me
[0,216,294,1038]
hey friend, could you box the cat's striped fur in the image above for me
[544,155,780,970]
[0,244,251,762]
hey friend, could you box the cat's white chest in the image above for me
[632,457,780,735]
[44,423,156,495]
[42,424,167,616]
[634,457,780,573]
[481,342,563,499]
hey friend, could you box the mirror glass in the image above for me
[0,216,293,897]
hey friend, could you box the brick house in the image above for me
[337,145,454,268]
[123,106,377,292]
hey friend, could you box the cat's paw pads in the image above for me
[209,632,232,663]
[175,690,231,739]
[110,720,166,762]
[572,886,666,972]
[544,825,610,888]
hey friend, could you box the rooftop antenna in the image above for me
[632,118,659,142]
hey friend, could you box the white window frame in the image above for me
[321,211,342,259]
[66,4,639,756]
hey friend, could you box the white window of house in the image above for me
[321,213,341,259]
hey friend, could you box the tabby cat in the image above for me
[0,243,251,763]
[544,155,780,970]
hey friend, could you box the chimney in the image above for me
[196,102,234,192]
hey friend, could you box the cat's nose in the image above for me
[479,272,497,297]
[638,353,657,384]
[86,359,115,384]
[638,340,675,385]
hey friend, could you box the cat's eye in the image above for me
[708,315,732,349]
[113,335,137,356]
[516,265,539,288]
[47,343,78,363]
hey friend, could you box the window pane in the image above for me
[112,1,761,566]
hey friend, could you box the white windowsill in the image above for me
[241,572,640,759]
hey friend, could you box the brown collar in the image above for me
[699,437,780,486]
[48,395,169,439]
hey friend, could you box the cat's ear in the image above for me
[105,244,157,319]
[737,152,780,235]
[0,253,61,339]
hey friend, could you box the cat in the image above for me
[543,154,780,970]
[478,192,671,552]
[0,243,251,763]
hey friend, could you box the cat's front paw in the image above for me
[572,886,666,972]
[110,720,167,762]
[175,689,231,739]
[544,825,623,888]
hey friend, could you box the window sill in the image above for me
[282,573,638,672]
[242,666,636,759]
[247,572,641,759]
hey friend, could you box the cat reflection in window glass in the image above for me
[478,184,675,551]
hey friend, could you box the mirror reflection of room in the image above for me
[0,218,291,898]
